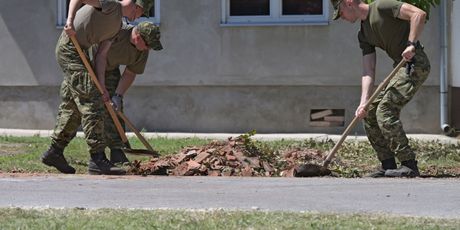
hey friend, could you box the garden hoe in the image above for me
[70,35,158,157]
[295,59,407,177]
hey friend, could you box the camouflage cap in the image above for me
[135,0,154,17]
[331,0,343,20]
[137,21,163,50]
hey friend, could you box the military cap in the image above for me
[331,0,343,20]
[137,21,163,50]
[135,0,154,17]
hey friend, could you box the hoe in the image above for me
[295,59,407,177]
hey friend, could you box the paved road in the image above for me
[1,174,459,219]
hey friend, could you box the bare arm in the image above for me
[355,52,376,119]
[115,68,137,96]
[95,40,113,101]
[397,3,427,61]
[65,0,102,35]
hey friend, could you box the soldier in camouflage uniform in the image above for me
[41,0,148,175]
[331,0,430,177]
[103,21,162,164]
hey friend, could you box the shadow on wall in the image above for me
[0,1,65,129]
[0,0,62,86]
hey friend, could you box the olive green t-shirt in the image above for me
[73,0,122,49]
[106,26,149,74]
[358,0,410,63]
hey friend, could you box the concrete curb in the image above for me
[1,128,458,145]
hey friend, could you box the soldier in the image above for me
[41,0,148,175]
[103,21,162,164]
[331,0,430,177]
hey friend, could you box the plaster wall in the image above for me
[0,85,439,133]
[0,0,444,133]
[452,0,460,87]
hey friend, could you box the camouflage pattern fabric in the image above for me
[50,33,106,154]
[137,21,163,51]
[364,46,430,162]
[104,68,125,150]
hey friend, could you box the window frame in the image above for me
[132,0,161,26]
[56,0,68,28]
[221,0,329,26]
[56,0,161,28]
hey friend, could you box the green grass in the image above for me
[1,135,459,177]
[1,137,459,228]
[0,136,210,174]
[0,208,458,230]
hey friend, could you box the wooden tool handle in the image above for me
[117,111,155,152]
[323,59,406,167]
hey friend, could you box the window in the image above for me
[221,0,329,26]
[230,0,270,16]
[131,0,161,25]
[56,0,71,28]
[56,0,160,28]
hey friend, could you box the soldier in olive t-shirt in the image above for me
[330,0,430,177]
[101,21,163,164]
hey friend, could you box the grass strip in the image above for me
[0,208,459,230]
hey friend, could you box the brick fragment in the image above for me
[280,168,295,177]
[226,154,237,161]
[246,157,260,168]
[194,152,211,163]
[208,170,220,176]
[262,161,274,173]
[241,166,253,177]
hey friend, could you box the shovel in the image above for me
[295,59,406,177]
[69,35,158,157]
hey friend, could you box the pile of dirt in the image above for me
[128,136,327,177]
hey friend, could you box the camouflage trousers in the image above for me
[104,69,125,150]
[50,33,106,154]
[364,46,430,162]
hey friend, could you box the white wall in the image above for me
[452,0,460,87]
[0,0,444,133]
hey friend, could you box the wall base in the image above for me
[0,85,440,134]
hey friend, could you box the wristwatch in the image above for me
[114,93,123,99]
[407,41,417,47]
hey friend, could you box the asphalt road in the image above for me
[0,174,459,219]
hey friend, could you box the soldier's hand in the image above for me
[111,94,123,111]
[64,22,76,36]
[355,105,367,119]
[101,88,110,102]
[402,45,415,62]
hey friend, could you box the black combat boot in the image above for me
[110,148,130,164]
[366,158,397,178]
[385,159,420,177]
[88,152,126,175]
[41,145,76,174]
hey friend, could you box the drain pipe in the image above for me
[439,0,454,135]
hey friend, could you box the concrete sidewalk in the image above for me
[0,128,459,144]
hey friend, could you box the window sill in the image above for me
[220,21,329,27]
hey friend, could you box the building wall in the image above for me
[0,0,443,133]
[451,0,460,129]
